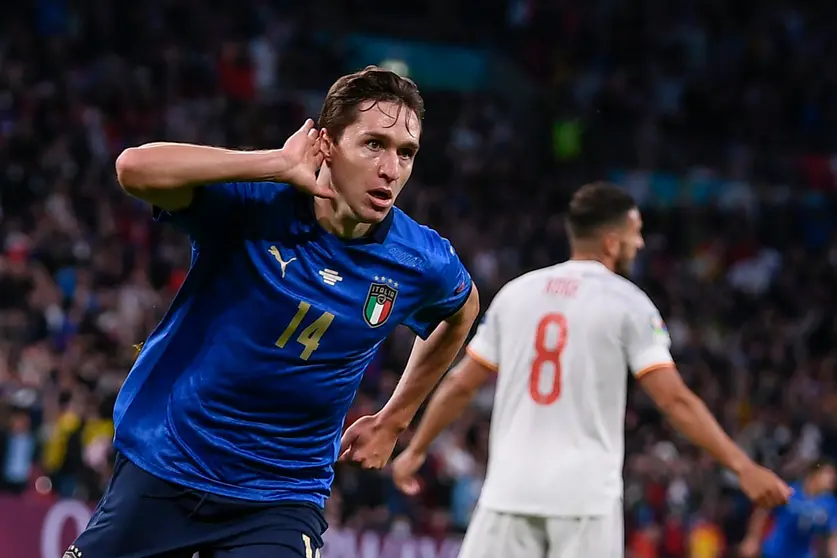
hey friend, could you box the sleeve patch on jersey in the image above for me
[650,315,669,337]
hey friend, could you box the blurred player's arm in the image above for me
[376,286,480,432]
[340,286,479,470]
[341,243,477,469]
[738,502,770,557]
[115,120,325,211]
[639,367,753,476]
[398,287,503,454]
[627,298,790,507]
[827,507,837,558]
[392,288,499,492]
[404,353,494,454]
[640,369,790,506]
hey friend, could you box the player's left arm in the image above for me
[339,238,478,469]
[376,284,480,432]
[827,501,837,558]
[339,283,478,469]
[397,289,502,458]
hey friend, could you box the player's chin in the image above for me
[356,200,393,223]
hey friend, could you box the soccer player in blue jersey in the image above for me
[66,67,479,558]
[740,460,837,558]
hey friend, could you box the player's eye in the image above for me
[366,139,383,150]
[398,148,415,160]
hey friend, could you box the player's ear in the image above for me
[602,230,620,258]
[320,128,334,163]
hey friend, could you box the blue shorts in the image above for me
[68,454,327,558]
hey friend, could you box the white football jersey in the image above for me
[467,260,674,516]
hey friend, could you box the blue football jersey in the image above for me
[762,482,837,558]
[113,182,472,506]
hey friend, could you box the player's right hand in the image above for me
[738,463,792,508]
[738,537,760,558]
[276,119,336,199]
[391,448,426,496]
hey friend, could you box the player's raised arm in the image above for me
[115,119,332,211]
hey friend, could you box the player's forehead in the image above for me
[346,100,421,147]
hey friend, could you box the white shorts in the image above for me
[458,500,623,558]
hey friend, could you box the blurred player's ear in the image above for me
[602,230,620,259]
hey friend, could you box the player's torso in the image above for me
[481,261,634,515]
[186,210,424,410]
[115,191,437,500]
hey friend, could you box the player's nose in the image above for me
[377,150,399,182]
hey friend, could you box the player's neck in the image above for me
[802,478,819,496]
[312,197,373,239]
[569,251,616,272]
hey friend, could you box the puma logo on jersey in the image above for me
[269,246,297,278]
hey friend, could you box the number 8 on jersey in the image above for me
[529,313,568,405]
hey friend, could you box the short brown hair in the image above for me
[318,66,425,141]
[565,181,637,239]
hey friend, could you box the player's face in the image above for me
[324,101,420,224]
[612,208,644,276]
[815,465,837,492]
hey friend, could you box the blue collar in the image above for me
[296,189,394,245]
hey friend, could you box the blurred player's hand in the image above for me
[338,414,401,469]
[278,119,335,199]
[738,537,760,558]
[391,448,425,495]
[738,463,793,508]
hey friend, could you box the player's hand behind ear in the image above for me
[738,462,793,508]
[277,119,335,199]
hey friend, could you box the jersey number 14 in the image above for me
[275,301,334,360]
[529,313,567,405]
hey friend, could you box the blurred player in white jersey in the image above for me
[392,182,791,558]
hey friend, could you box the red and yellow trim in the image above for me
[634,361,674,379]
[466,346,499,372]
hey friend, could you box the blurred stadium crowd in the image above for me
[3,1,837,557]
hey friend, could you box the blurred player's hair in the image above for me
[319,65,425,141]
[565,181,637,240]
[808,459,836,475]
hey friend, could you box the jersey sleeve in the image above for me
[403,237,473,340]
[622,290,674,378]
[465,296,500,371]
[153,182,280,240]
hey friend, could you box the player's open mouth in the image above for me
[367,189,393,208]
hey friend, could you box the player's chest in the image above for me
[227,237,425,342]
[788,498,831,532]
